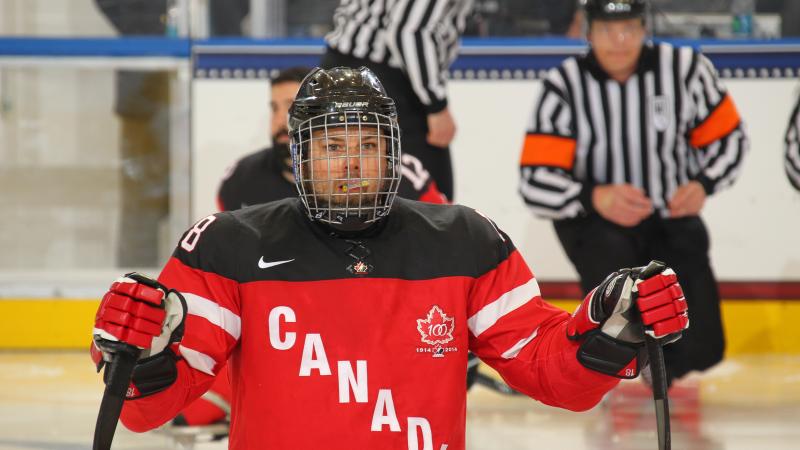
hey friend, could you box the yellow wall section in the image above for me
[0,299,99,349]
[1,299,799,354]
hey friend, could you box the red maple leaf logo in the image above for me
[416,305,455,345]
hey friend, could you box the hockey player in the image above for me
[189,65,449,432]
[91,66,689,450]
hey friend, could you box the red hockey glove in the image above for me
[91,273,187,398]
[566,261,689,378]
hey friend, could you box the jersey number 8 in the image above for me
[180,215,217,252]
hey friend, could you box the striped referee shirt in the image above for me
[519,42,749,220]
[785,96,800,191]
[325,0,473,113]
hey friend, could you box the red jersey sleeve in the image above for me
[466,214,619,411]
[121,213,242,431]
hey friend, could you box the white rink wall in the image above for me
[192,77,800,281]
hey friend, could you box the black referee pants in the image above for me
[554,214,725,384]
[320,49,455,200]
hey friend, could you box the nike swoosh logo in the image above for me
[258,257,294,269]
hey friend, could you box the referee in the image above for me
[786,94,800,191]
[518,0,749,386]
[321,0,474,201]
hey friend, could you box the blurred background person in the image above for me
[216,68,310,211]
[518,0,749,387]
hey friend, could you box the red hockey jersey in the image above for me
[121,198,618,449]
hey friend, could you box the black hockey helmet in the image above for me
[288,67,402,230]
[288,66,398,131]
[582,0,646,22]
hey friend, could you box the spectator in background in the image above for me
[785,94,800,191]
[322,0,473,201]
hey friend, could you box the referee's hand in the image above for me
[669,181,706,218]
[593,184,653,227]
[427,108,456,148]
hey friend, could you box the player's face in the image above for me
[588,18,645,80]
[270,81,301,144]
[305,125,388,206]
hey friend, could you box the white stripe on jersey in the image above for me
[183,292,242,340]
[179,345,217,376]
[468,277,541,337]
[501,327,539,359]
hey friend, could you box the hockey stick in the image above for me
[637,261,671,450]
[93,345,141,450]
[645,336,670,450]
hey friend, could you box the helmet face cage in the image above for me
[291,110,401,226]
